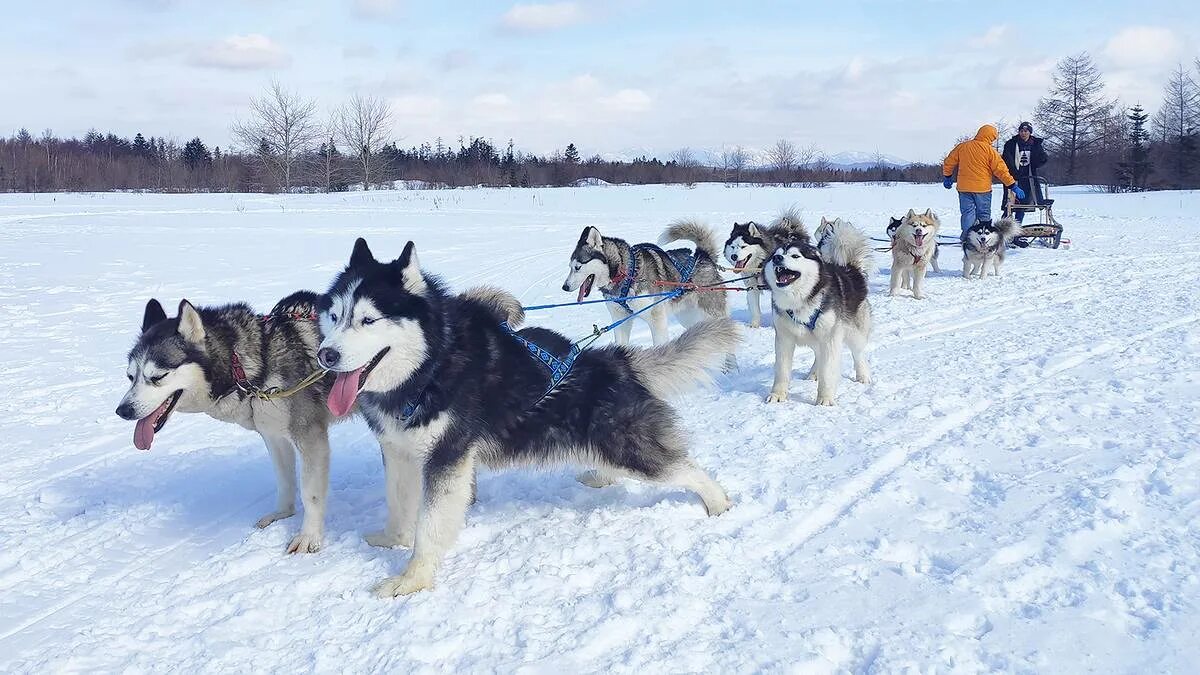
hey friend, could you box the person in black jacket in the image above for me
[1002,121,1048,223]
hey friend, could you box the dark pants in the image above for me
[1004,176,1043,223]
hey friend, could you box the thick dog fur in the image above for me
[961,217,1021,279]
[887,215,941,286]
[561,221,737,370]
[889,209,941,299]
[115,293,346,554]
[723,209,811,328]
[764,228,873,406]
[317,238,740,597]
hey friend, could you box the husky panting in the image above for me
[723,210,810,328]
[562,220,737,369]
[763,223,873,406]
[888,209,941,299]
[887,215,941,285]
[115,293,346,554]
[318,238,738,597]
[961,217,1021,279]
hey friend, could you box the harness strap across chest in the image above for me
[604,243,698,312]
[776,304,824,331]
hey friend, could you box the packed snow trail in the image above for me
[1,184,1197,672]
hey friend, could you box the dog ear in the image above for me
[349,238,376,268]
[394,241,427,295]
[906,208,916,219]
[820,216,830,226]
[142,299,167,332]
[747,222,761,237]
[924,208,933,217]
[578,226,602,249]
[176,299,205,344]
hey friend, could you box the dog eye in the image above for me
[148,373,166,384]
[362,317,376,326]
[127,374,134,382]
[330,313,338,323]
[790,253,800,259]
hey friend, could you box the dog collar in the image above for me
[775,304,823,331]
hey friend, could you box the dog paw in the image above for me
[805,370,818,381]
[815,395,837,406]
[855,373,872,385]
[748,319,761,329]
[577,469,616,489]
[373,570,433,598]
[365,531,414,549]
[703,492,732,517]
[765,392,788,403]
[286,531,322,554]
[255,508,296,529]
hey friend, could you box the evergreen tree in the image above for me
[1116,105,1152,191]
[132,133,149,157]
[181,137,212,170]
[564,143,581,164]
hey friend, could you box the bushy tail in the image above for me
[822,220,875,277]
[769,207,811,242]
[463,285,525,326]
[659,220,720,261]
[628,319,742,399]
[995,217,1022,242]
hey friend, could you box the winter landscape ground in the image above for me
[1,183,1197,673]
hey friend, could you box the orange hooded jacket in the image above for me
[943,125,1016,193]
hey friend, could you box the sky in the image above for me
[4,0,1199,163]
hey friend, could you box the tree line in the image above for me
[7,53,1199,194]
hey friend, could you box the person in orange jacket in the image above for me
[943,124,1024,233]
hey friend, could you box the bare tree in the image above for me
[1151,64,1200,187]
[1034,52,1114,182]
[336,94,393,190]
[668,147,699,168]
[721,145,749,185]
[766,139,798,183]
[231,81,321,192]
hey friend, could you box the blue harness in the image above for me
[604,243,698,312]
[499,321,582,395]
[776,304,824,331]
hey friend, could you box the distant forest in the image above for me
[2,52,1198,193]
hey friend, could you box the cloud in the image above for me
[435,49,476,72]
[1103,26,1183,69]
[500,2,586,33]
[353,0,399,18]
[971,25,1011,48]
[190,34,290,70]
[599,88,651,113]
[343,45,379,60]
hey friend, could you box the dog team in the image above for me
[114,207,1020,597]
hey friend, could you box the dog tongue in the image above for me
[133,416,155,451]
[914,233,925,246]
[328,367,363,417]
[576,277,592,303]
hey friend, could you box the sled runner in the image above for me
[1004,176,1066,249]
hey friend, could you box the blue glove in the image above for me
[1012,185,1026,200]
[943,176,954,189]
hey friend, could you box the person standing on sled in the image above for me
[1002,121,1048,224]
[942,124,1024,234]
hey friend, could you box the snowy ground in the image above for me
[1,183,1197,673]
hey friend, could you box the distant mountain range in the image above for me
[596,147,914,169]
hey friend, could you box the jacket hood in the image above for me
[974,125,998,144]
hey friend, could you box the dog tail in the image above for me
[659,220,720,261]
[463,285,525,327]
[824,220,875,277]
[995,217,1022,241]
[627,319,742,399]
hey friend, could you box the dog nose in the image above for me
[116,403,135,420]
[772,254,784,265]
[317,347,340,369]
[561,283,570,292]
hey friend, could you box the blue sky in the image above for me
[4,0,1198,162]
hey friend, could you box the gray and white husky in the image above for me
[318,238,738,597]
[561,221,737,369]
[723,210,810,328]
[115,293,346,553]
[889,209,941,299]
[961,218,1020,279]
[764,225,873,406]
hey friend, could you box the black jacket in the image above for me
[1002,135,1048,179]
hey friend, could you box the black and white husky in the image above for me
[115,293,346,553]
[317,238,738,597]
[723,210,810,328]
[763,222,873,406]
[561,221,732,359]
[961,218,1020,279]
